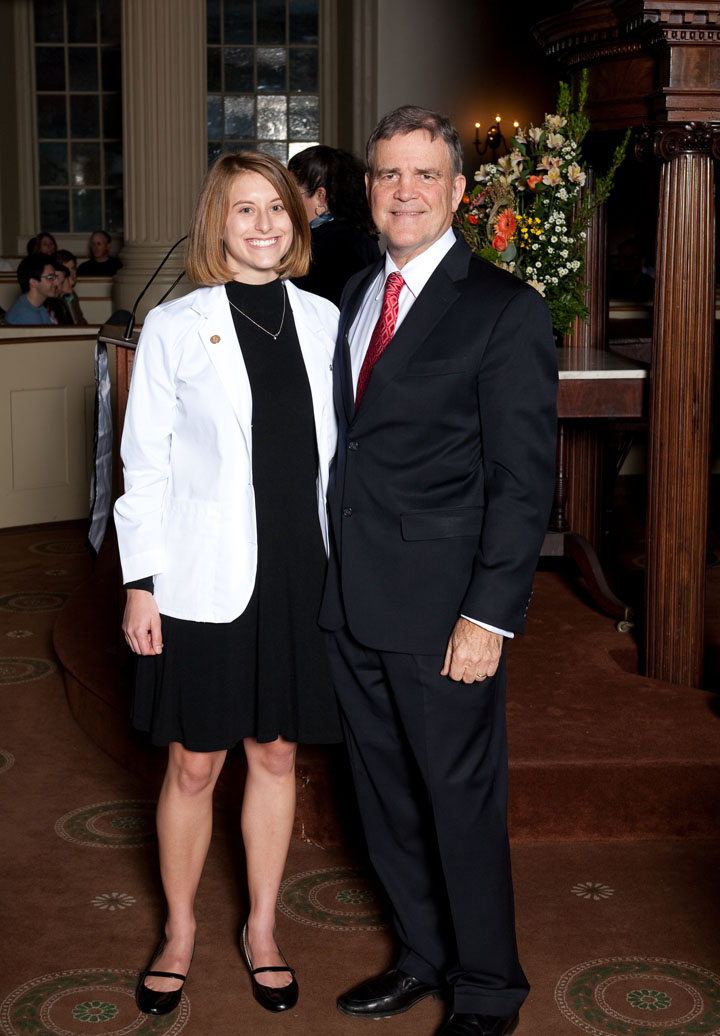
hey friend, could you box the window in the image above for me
[33,0,122,234]
[207,0,320,166]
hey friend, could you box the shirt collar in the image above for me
[381,226,457,299]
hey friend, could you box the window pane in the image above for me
[99,0,121,44]
[73,188,103,232]
[289,48,316,92]
[225,1,252,44]
[37,94,67,138]
[257,95,286,139]
[71,94,100,138]
[207,0,221,43]
[36,46,65,91]
[104,142,123,186]
[288,95,317,139]
[69,47,99,91]
[207,46,222,92]
[39,141,68,185]
[101,46,121,91]
[257,140,286,162]
[102,93,122,137]
[224,95,255,138]
[257,47,285,91]
[257,0,285,45]
[40,189,69,232]
[104,187,123,232]
[225,47,253,92]
[289,0,318,44]
[34,0,64,43]
[288,139,318,160]
[71,142,101,185]
[68,0,97,43]
[208,95,223,139]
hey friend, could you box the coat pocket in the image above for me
[400,506,485,541]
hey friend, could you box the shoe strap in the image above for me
[251,965,296,976]
[144,969,186,981]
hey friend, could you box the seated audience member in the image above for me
[77,230,123,276]
[4,255,56,325]
[45,260,74,325]
[288,145,380,304]
[56,249,88,324]
[27,232,58,257]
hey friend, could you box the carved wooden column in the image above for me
[563,171,608,550]
[643,125,717,685]
[113,0,207,319]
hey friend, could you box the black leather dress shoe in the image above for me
[240,923,299,1013]
[136,939,191,1016]
[436,1012,520,1035]
[337,968,442,1018]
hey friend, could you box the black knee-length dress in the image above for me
[131,279,341,750]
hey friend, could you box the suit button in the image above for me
[348,440,359,450]
[343,507,353,518]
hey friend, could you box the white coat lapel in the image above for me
[193,285,253,444]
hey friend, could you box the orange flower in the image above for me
[526,175,542,190]
[495,208,516,238]
[462,194,470,204]
[492,233,508,252]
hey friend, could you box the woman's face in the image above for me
[38,235,56,255]
[223,171,293,283]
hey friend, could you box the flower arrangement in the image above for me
[455,71,628,337]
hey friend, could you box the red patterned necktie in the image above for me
[355,271,405,410]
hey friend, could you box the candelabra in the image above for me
[473,115,519,161]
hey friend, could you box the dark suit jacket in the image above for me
[320,234,558,656]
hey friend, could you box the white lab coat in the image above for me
[114,281,338,622]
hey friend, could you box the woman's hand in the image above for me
[122,589,163,655]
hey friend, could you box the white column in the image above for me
[113,0,207,319]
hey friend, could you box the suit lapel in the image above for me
[337,262,382,426]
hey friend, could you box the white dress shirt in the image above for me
[348,226,513,640]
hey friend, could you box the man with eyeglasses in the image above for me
[4,254,56,325]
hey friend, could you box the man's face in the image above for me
[367,129,465,268]
[90,233,110,259]
[33,264,57,301]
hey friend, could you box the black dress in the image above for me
[291,219,380,305]
[131,279,341,750]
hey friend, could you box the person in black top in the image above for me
[114,152,340,1018]
[289,144,380,305]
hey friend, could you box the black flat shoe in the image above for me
[337,968,443,1018]
[240,923,298,1013]
[136,938,191,1016]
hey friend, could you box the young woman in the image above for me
[114,152,341,1016]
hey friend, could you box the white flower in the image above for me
[567,162,586,185]
[543,166,562,187]
[528,279,546,296]
[545,113,567,131]
[560,249,568,258]
[528,125,543,144]
[546,132,565,149]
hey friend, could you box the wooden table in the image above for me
[543,348,648,629]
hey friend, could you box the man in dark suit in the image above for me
[320,106,557,1036]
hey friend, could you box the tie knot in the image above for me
[384,272,404,300]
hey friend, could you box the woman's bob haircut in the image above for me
[185,151,311,285]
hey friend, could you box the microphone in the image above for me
[123,235,188,341]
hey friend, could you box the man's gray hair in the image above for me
[366,105,464,179]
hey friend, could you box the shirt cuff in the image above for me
[460,614,514,640]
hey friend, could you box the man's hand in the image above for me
[122,589,163,656]
[441,617,503,684]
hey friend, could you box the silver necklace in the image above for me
[227,283,286,340]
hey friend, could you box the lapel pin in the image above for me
[210,334,221,343]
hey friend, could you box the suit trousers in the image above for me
[327,625,529,1016]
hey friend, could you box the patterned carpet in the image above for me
[1,522,719,1036]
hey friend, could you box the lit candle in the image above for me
[475,122,481,145]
